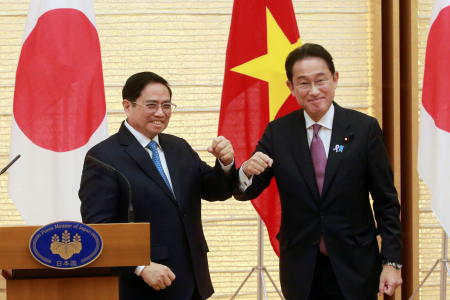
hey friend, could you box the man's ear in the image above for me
[123,99,131,116]
[286,80,294,96]
[333,71,339,84]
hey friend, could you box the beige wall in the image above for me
[0,1,380,298]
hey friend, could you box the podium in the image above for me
[0,223,150,300]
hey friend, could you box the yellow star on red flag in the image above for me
[231,7,301,121]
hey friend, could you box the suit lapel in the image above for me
[288,111,321,200]
[322,103,351,197]
[118,124,178,205]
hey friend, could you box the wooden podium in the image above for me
[0,223,150,300]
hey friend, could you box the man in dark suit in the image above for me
[79,72,235,300]
[234,43,402,300]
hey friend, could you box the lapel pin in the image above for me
[333,144,344,153]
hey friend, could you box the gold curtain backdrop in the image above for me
[0,0,441,299]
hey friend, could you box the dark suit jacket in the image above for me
[79,122,235,300]
[235,103,402,300]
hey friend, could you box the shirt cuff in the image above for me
[218,158,234,173]
[238,167,253,191]
[135,265,145,276]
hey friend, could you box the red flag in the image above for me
[219,0,301,255]
[9,0,108,224]
[418,0,450,234]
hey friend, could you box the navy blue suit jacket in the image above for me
[235,103,402,300]
[79,122,235,300]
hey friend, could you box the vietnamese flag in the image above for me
[8,0,108,224]
[418,0,450,234]
[218,0,301,255]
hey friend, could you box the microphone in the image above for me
[86,155,135,223]
[0,154,21,176]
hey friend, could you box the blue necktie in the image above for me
[147,141,173,192]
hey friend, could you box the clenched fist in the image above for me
[242,152,273,178]
[140,262,176,291]
[207,136,234,166]
[378,265,402,296]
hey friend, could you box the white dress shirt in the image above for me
[304,103,334,157]
[124,120,174,190]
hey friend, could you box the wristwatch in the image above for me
[382,260,402,270]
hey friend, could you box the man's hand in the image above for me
[140,262,176,291]
[378,265,402,296]
[242,152,273,178]
[207,136,234,166]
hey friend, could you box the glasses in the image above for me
[132,101,177,113]
[296,78,330,91]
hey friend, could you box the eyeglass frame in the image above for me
[295,78,331,91]
[129,100,177,113]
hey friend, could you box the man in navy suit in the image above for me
[79,72,235,300]
[235,43,402,300]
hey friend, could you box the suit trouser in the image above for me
[191,288,202,300]
[307,252,377,300]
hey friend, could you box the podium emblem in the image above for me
[50,230,82,260]
[29,221,103,269]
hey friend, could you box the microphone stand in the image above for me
[85,155,134,222]
[230,217,284,300]
[409,229,449,300]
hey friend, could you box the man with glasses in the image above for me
[79,72,235,300]
[234,44,402,300]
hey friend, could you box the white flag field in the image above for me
[9,0,108,224]
[418,0,450,234]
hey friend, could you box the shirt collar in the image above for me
[124,120,161,149]
[304,103,335,130]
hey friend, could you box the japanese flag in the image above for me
[418,0,450,234]
[9,0,108,224]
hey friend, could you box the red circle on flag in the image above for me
[422,6,450,133]
[14,9,106,152]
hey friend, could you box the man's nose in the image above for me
[154,105,165,115]
[310,83,320,94]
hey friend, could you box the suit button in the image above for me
[312,240,319,246]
